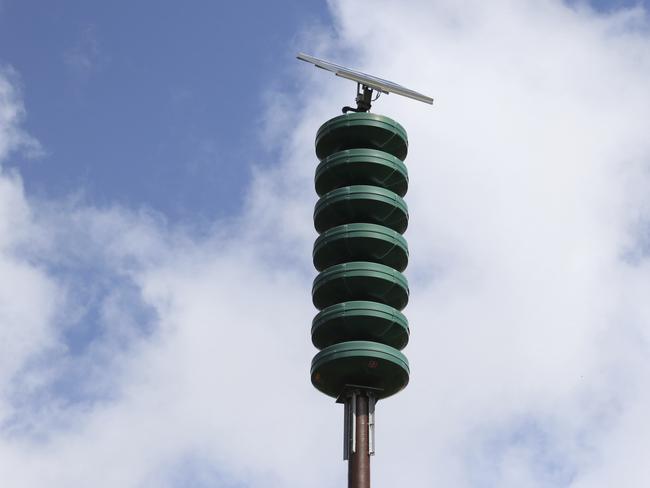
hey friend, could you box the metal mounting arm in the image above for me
[342,84,374,113]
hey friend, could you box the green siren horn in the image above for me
[298,52,432,487]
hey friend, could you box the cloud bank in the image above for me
[1,1,650,486]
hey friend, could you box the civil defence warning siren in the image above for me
[297,53,433,487]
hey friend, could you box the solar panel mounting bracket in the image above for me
[343,83,376,113]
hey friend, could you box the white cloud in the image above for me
[1,1,650,487]
[0,68,42,159]
[0,72,58,425]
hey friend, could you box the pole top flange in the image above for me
[336,384,383,404]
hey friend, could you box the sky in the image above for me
[0,0,329,221]
[1,0,650,487]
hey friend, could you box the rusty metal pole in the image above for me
[348,393,370,488]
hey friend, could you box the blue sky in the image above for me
[1,1,650,487]
[0,0,328,221]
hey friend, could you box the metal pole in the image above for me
[348,393,370,488]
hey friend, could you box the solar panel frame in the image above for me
[297,52,433,105]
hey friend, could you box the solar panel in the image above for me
[297,52,433,105]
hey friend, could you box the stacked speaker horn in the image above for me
[310,112,410,401]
